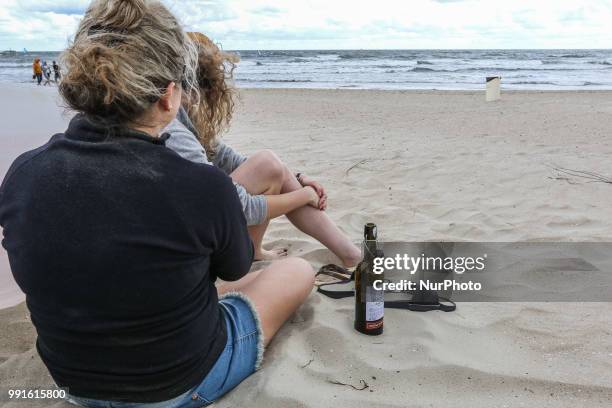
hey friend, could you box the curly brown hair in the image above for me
[185,32,239,159]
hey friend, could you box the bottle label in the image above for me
[365,286,384,322]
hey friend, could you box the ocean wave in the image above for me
[462,67,575,72]
[510,80,605,86]
[404,66,589,74]
[587,60,612,66]
[481,52,507,58]
[0,63,31,68]
[467,67,526,72]
[411,67,437,72]
[393,55,418,60]
[416,60,433,65]
[409,67,531,73]
[338,53,378,60]
[240,78,313,83]
[245,51,308,58]
[554,53,591,58]
[339,53,419,61]
[511,81,557,85]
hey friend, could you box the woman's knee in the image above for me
[289,257,315,278]
[254,150,286,184]
[266,257,315,290]
[283,257,315,293]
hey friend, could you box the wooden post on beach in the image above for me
[486,76,501,101]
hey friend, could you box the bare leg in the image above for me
[217,258,315,346]
[282,174,361,267]
[232,157,288,260]
[282,178,361,267]
[231,150,361,267]
[249,186,320,260]
[248,221,287,260]
[217,270,262,293]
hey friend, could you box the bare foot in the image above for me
[255,247,289,261]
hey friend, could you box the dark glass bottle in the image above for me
[354,223,384,335]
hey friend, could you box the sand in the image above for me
[1,84,611,407]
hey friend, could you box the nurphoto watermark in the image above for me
[367,242,612,302]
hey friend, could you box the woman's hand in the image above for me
[299,175,327,210]
[304,186,321,209]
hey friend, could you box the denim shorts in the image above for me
[67,292,264,408]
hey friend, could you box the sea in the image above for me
[2,49,612,90]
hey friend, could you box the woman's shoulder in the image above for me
[163,117,202,148]
[0,134,62,191]
[163,118,210,165]
[163,117,191,135]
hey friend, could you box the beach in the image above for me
[1,85,611,407]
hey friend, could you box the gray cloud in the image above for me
[559,8,587,23]
[251,6,283,16]
[513,10,545,30]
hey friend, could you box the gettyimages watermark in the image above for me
[364,242,612,302]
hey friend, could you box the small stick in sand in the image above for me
[301,349,316,368]
[301,357,315,368]
[345,159,369,176]
[547,176,578,185]
[549,165,612,184]
[327,379,369,391]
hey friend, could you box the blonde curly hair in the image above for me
[185,32,239,159]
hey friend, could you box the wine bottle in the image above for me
[354,223,384,335]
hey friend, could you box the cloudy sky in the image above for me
[1,0,611,51]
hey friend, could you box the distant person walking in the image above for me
[42,61,52,86]
[52,61,61,82]
[32,58,42,85]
